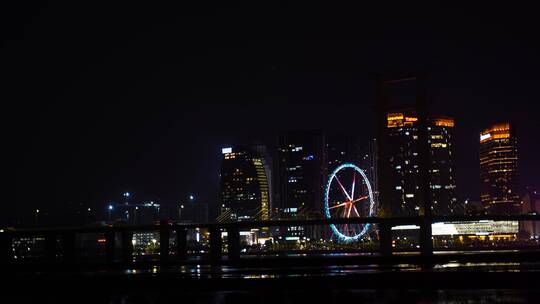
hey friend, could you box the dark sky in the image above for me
[5,3,540,226]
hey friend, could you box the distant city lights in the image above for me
[123,192,131,198]
[108,205,114,211]
[222,147,232,154]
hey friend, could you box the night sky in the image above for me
[5,3,540,226]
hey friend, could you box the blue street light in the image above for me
[108,204,114,211]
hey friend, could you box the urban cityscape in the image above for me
[5,2,540,303]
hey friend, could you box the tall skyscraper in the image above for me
[383,111,457,216]
[326,135,361,171]
[276,130,327,219]
[480,123,520,214]
[327,135,379,211]
[360,138,379,211]
[428,116,458,215]
[218,146,271,222]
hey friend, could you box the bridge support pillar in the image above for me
[0,231,11,264]
[209,226,222,262]
[160,221,170,265]
[379,222,392,257]
[45,232,57,262]
[227,227,240,261]
[420,218,433,257]
[61,231,76,263]
[121,230,133,265]
[175,227,187,261]
[105,230,116,264]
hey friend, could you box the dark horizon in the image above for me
[6,3,540,226]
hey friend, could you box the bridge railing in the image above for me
[2,214,540,266]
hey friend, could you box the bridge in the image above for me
[3,214,540,302]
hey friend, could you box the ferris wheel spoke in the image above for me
[350,223,357,236]
[351,171,356,201]
[346,202,353,218]
[352,204,361,217]
[334,175,352,201]
[351,195,369,204]
[329,201,347,209]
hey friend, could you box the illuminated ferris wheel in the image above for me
[324,163,376,242]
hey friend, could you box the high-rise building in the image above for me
[218,146,271,222]
[276,130,327,219]
[428,116,458,215]
[360,138,379,210]
[480,123,520,214]
[383,111,457,216]
[326,135,360,171]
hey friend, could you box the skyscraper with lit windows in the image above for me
[218,146,271,222]
[276,130,327,219]
[480,123,520,214]
[383,111,457,216]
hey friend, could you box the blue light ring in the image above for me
[324,163,376,242]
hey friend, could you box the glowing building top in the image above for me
[479,123,519,214]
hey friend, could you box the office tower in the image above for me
[276,130,326,219]
[480,123,520,214]
[384,111,457,216]
[360,138,379,210]
[326,135,361,172]
[218,146,271,222]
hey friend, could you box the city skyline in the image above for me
[7,4,540,227]
[5,4,540,302]
[9,115,536,227]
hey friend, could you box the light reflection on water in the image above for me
[119,261,540,279]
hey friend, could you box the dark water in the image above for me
[7,262,540,303]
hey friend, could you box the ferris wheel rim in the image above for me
[324,163,375,242]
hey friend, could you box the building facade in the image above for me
[480,123,520,214]
[218,146,271,222]
[326,135,361,172]
[276,130,327,219]
[383,111,457,216]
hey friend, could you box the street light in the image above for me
[178,204,185,222]
[107,204,114,221]
[35,209,40,227]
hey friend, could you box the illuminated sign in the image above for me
[222,147,232,154]
[392,221,518,235]
[433,118,454,127]
[285,236,300,241]
[480,133,491,142]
